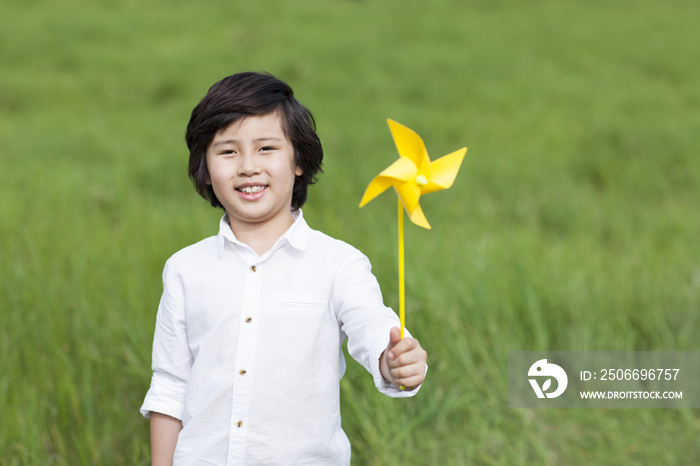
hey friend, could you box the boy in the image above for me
[141,72,427,466]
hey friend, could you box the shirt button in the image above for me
[236,420,243,428]
[245,316,252,323]
[239,368,247,376]
[250,265,257,272]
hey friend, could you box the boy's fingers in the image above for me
[385,327,402,359]
[390,360,427,389]
[389,349,424,368]
[388,336,416,355]
[393,374,424,390]
[387,338,424,365]
[388,327,401,347]
[389,361,425,379]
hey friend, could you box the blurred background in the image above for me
[1,0,699,464]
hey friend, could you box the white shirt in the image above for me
[141,210,422,465]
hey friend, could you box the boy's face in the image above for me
[206,112,302,234]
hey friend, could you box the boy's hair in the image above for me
[185,72,323,210]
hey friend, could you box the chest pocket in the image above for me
[267,293,332,336]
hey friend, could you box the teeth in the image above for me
[240,186,265,194]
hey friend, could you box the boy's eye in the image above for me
[260,146,275,152]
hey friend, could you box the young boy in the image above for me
[141,72,427,466]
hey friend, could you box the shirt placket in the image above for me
[227,260,262,465]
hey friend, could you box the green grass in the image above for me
[2,0,700,464]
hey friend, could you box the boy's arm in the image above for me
[379,326,427,390]
[141,259,191,462]
[150,412,183,466]
[334,249,427,396]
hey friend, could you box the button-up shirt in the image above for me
[141,210,421,465]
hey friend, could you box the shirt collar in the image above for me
[216,209,310,257]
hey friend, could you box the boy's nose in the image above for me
[237,153,262,177]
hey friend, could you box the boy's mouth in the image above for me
[236,185,267,194]
[235,184,268,200]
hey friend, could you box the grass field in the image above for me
[2,0,700,464]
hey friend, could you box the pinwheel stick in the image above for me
[397,198,408,391]
[398,197,405,340]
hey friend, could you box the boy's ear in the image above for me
[205,175,211,185]
[295,165,303,177]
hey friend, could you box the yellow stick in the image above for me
[398,198,405,340]
[398,198,406,391]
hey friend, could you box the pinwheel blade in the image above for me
[407,203,431,230]
[387,119,429,170]
[359,177,393,207]
[359,157,417,207]
[378,156,418,181]
[394,182,421,213]
[421,147,467,195]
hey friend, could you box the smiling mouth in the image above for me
[236,185,267,194]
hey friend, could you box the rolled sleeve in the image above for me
[140,371,188,419]
[140,259,193,419]
[333,249,424,398]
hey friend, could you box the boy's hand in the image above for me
[380,327,427,390]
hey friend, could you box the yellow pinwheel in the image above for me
[359,119,467,359]
[359,119,467,229]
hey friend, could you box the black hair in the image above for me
[185,72,323,210]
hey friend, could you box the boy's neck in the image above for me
[227,211,296,256]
